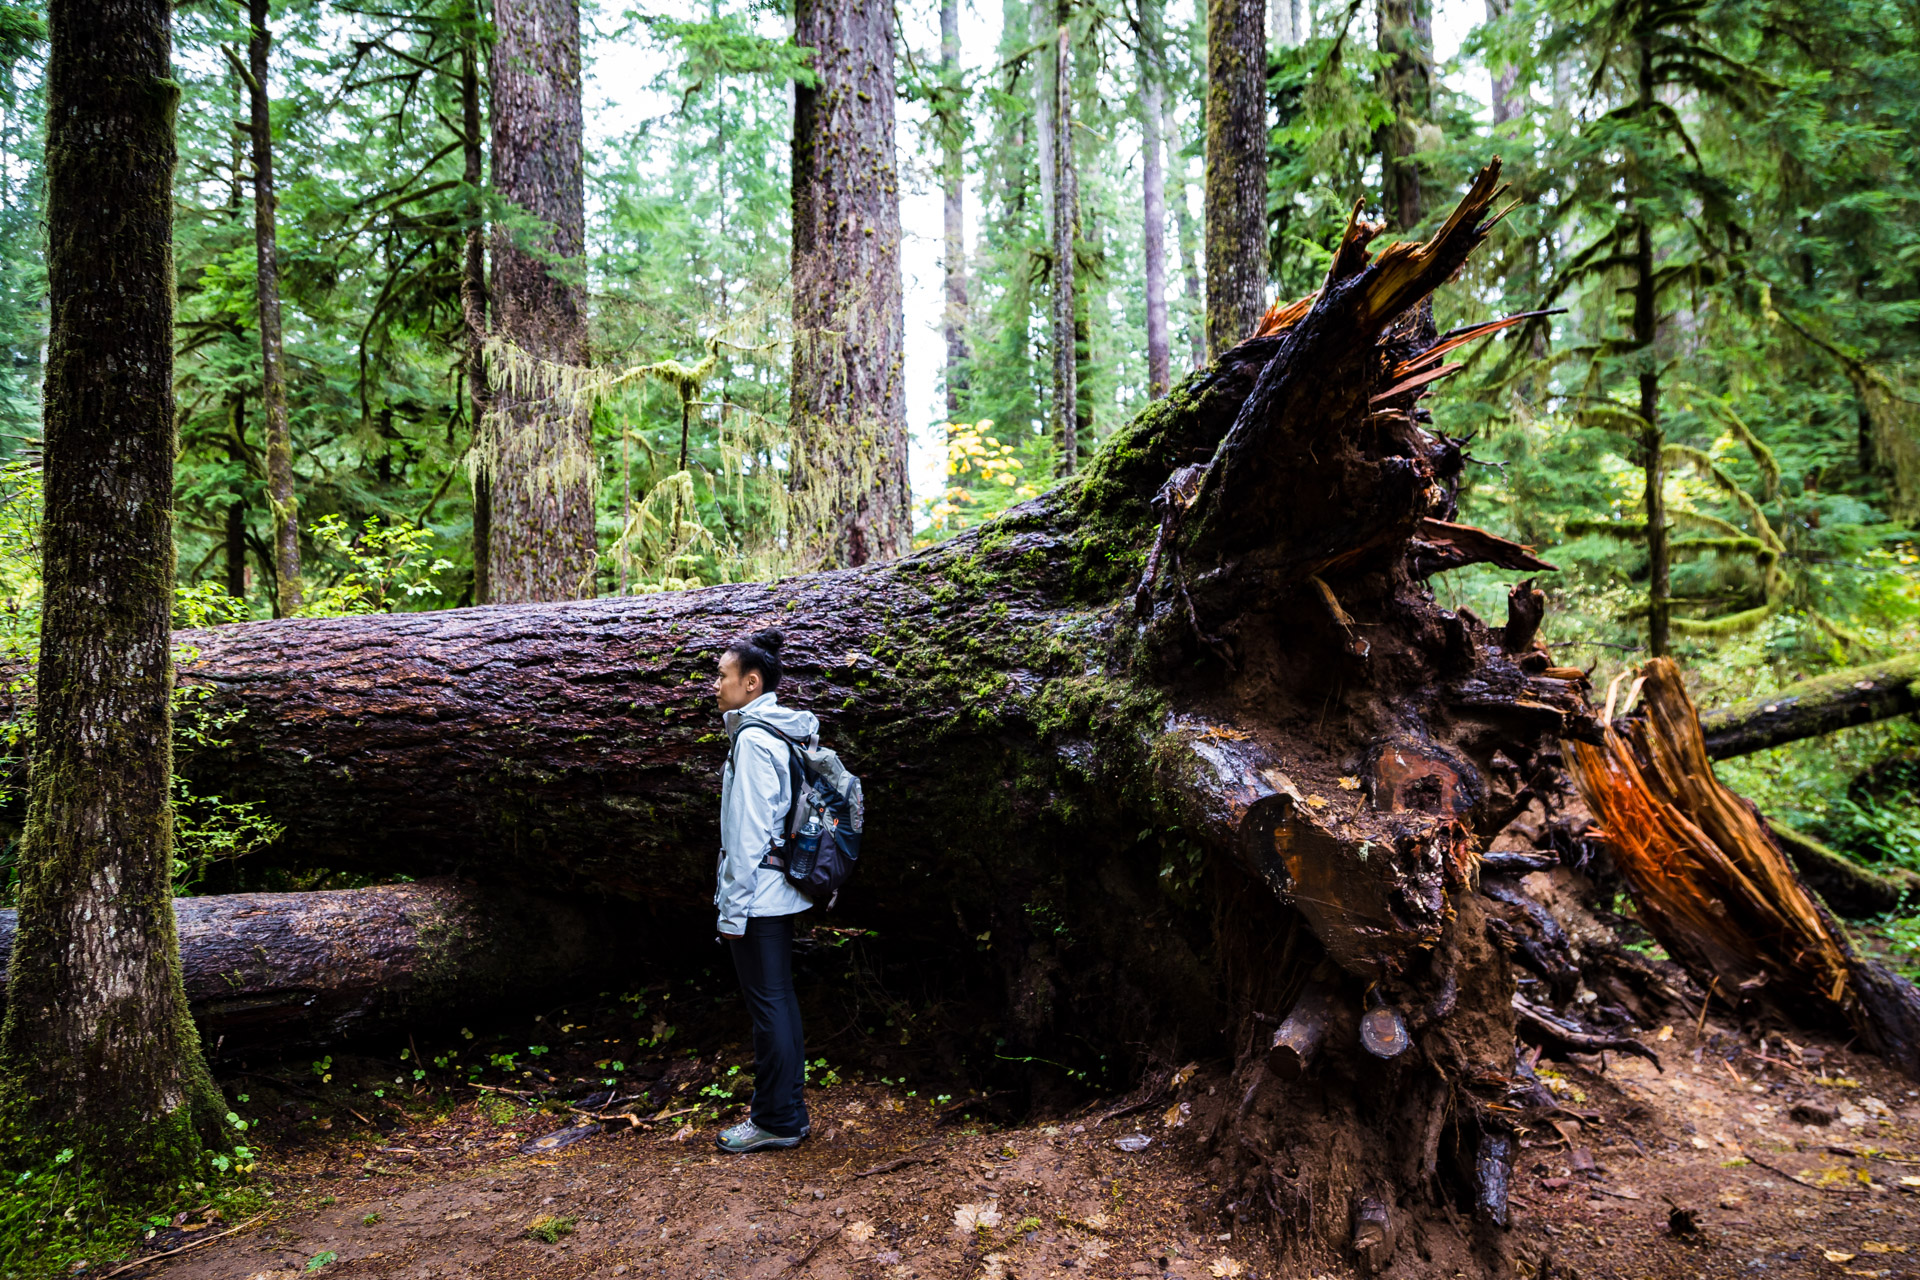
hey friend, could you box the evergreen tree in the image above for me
[1,0,227,1197]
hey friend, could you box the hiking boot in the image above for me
[716,1119,805,1154]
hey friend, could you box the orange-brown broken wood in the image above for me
[1564,658,1920,1078]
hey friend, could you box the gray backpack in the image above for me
[737,720,865,907]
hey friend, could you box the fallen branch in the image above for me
[1735,1147,1859,1196]
[1512,995,1662,1070]
[101,1214,268,1277]
[853,1154,943,1178]
[779,1224,844,1276]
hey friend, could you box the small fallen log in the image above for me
[0,879,646,1050]
[1699,653,1920,760]
[1770,823,1920,918]
[1567,658,1920,1078]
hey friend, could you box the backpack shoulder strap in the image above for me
[733,719,811,834]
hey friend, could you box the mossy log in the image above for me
[28,163,1593,1263]
[1699,653,1920,760]
[1771,823,1920,918]
[0,880,640,1052]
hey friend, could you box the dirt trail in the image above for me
[130,1012,1920,1280]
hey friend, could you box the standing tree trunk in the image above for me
[939,0,970,422]
[1631,41,1667,656]
[242,0,300,617]
[1635,215,1668,657]
[1204,0,1265,358]
[790,0,910,568]
[1270,0,1298,45]
[1375,0,1430,231]
[486,0,596,602]
[1165,103,1207,370]
[1138,2,1171,400]
[1049,9,1078,475]
[0,0,224,1191]
[226,396,248,600]
[1032,0,1054,259]
[461,0,491,604]
[1484,0,1517,127]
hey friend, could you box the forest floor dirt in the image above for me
[127,1010,1920,1280]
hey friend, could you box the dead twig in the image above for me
[101,1214,268,1276]
[853,1154,942,1179]
[1736,1146,1858,1195]
[779,1224,844,1276]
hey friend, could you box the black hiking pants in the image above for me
[727,914,808,1137]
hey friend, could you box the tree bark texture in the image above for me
[485,0,596,603]
[0,881,650,1052]
[1049,15,1078,475]
[462,0,493,604]
[1375,0,1430,232]
[790,0,910,568]
[1138,0,1172,400]
[247,0,301,618]
[1204,0,1266,359]
[144,167,1593,1254]
[0,0,225,1190]
[940,0,970,422]
[1698,652,1920,760]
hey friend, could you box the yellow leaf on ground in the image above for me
[1338,776,1362,790]
[1863,1243,1907,1254]
[1825,1251,1856,1263]
[1209,1258,1245,1278]
[845,1221,876,1243]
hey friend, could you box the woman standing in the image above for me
[712,630,814,1153]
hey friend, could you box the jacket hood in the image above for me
[724,692,819,743]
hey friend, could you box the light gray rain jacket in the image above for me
[715,692,818,935]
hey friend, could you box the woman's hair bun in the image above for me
[749,629,784,655]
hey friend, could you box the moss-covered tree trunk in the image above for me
[790,0,911,567]
[0,0,223,1192]
[152,166,1591,1264]
[1375,0,1431,233]
[1204,0,1265,359]
[484,0,596,602]
[461,0,491,604]
[244,0,301,617]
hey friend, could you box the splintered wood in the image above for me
[1564,657,1920,1077]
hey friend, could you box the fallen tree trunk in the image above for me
[12,164,1592,1264]
[1699,653,1920,760]
[0,880,645,1052]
